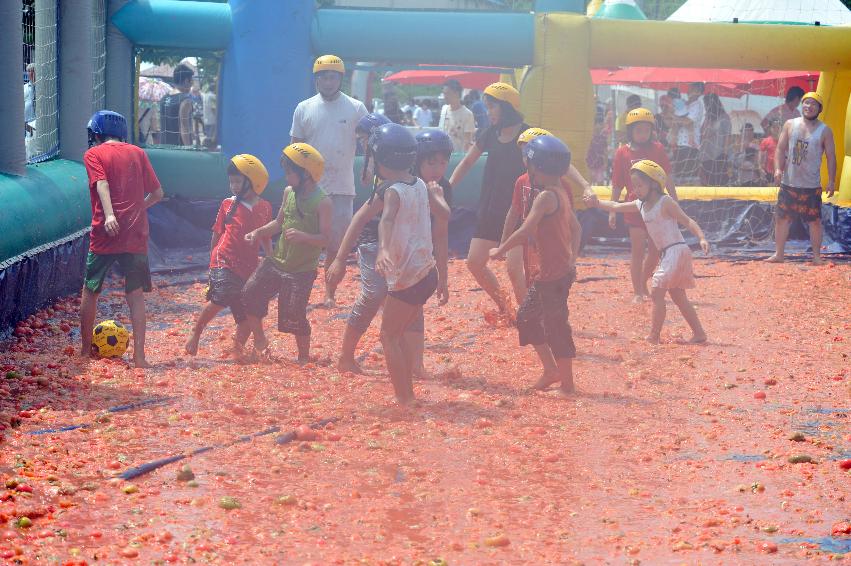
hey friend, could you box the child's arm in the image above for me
[95,180,120,237]
[584,193,640,214]
[145,187,164,208]
[662,197,710,254]
[500,203,521,246]
[568,208,581,266]
[823,127,837,197]
[375,188,401,277]
[326,197,385,290]
[427,182,451,305]
[284,197,331,248]
[490,190,558,259]
[564,164,596,203]
[246,188,289,243]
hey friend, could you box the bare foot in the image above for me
[337,357,365,375]
[184,334,200,356]
[557,379,575,397]
[811,256,826,266]
[764,254,785,263]
[646,334,661,344]
[78,346,96,359]
[688,333,707,344]
[532,371,560,391]
[632,294,647,304]
[133,357,152,369]
[412,365,432,380]
[323,296,337,309]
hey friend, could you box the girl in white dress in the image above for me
[585,160,710,344]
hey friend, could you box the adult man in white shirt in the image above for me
[438,79,475,153]
[671,82,705,184]
[291,55,368,307]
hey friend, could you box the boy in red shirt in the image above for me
[759,118,781,183]
[185,155,273,359]
[80,111,163,367]
[610,108,678,303]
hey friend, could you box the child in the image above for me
[242,144,332,363]
[490,135,579,394]
[356,113,391,186]
[500,127,582,305]
[326,127,450,378]
[611,107,679,303]
[586,160,709,344]
[184,154,273,359]
[373,124,446,404]
[759,118,781,183]
[80,110,164,368]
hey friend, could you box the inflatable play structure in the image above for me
[1,0,850,329]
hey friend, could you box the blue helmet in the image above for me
[524,135,571,177]
[369,123,418,171]
[87,110,128,146]
[356,113,391,137]
[415,129,454,159]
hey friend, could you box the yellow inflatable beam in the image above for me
[591,186,779,202]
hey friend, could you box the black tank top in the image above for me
[159,92,192,145]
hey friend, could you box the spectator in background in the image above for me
[655,94,674,149]
[440,79,476,152]
[759,118,781,183]
[160,64,195,146]
[402,108,415,127]
[190,83,205,145]
[699,93,731,185]
[761,86,804,132]
[413,99,433,128]
[670,82,705,185]
[382,79,404,124]
[24,63,35,135]
[202,81,217,147]
[615,94,643,145]
[465,89,489,139]
[586,106,608,185]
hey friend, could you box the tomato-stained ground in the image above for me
[0,256,848,565]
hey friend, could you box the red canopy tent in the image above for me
[591,67,819,97]
[382,67,502,90]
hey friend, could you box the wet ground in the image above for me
[0,255,848,564]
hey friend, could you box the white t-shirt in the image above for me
[439,104,475,152]
[413,107,433,128]
[383,178,435,291]
[290,92,368,196]
[202,92,216,126]
[677,96,705,148]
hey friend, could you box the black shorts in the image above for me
[206,268,247,323]
[474,208,507,242]
[516,270,576,359]
[777,184,822,223]
[387,267,438,306]
[242,258,317,336]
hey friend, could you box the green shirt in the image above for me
[272,187,326,273]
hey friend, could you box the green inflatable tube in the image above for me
[0,160,90,262]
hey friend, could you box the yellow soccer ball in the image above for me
[92,319,130,358]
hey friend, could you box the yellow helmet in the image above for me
[229,154,269,195]
[484,82,521,112]
[517,127,552,146]
[625,107,655,126]
[802,91,824,110]
[282,143,325,183]
[313,55,345,74]
[630,159,667,189]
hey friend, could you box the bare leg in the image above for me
[295,334,311,363]
[185,302,224,355]
[531,344,559,390]
[808,220,825,265]
[466,238,507,312]
[323,249,339,308]
[79,287,99,358]
[556,357,575,395]
[505,246,527,307]
[647,287,667,343]
[337,324,367,374]
[405,330,429,379]
[628,227,650,300]
[244,315,268,351]
[766,214,791,262]
[379,296,420,404]
[233,322,251,359]
[669,288,707,343]
[126,288,150,368]
[642,240,660,288]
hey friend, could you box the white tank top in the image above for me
[383,178,435,291]
[639,195,685,251]
[782,117,826,189]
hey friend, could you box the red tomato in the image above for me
[296,425,317,441]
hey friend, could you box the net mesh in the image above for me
[91,0,106,114]
[636,0,851,25]
[25,0,59,163]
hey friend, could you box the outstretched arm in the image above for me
[491,191,558,259]
[376,188,401,276]
[584,192,641,214]
[663,197,710,254]
[448,144,483,187]
[246,188,288,243]
[326,197,385,289]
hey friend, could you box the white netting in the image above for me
[25,0,59,163]
[91,0,106,113]
[662,0,851,26]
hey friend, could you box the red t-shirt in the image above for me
[84,142,161,254]
[611,142,672,227]
[760,136,777,176]
[512,172,574,285]
[209,197,273,280]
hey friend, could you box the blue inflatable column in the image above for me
[106,0,133,123]
[221,0,315,172]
